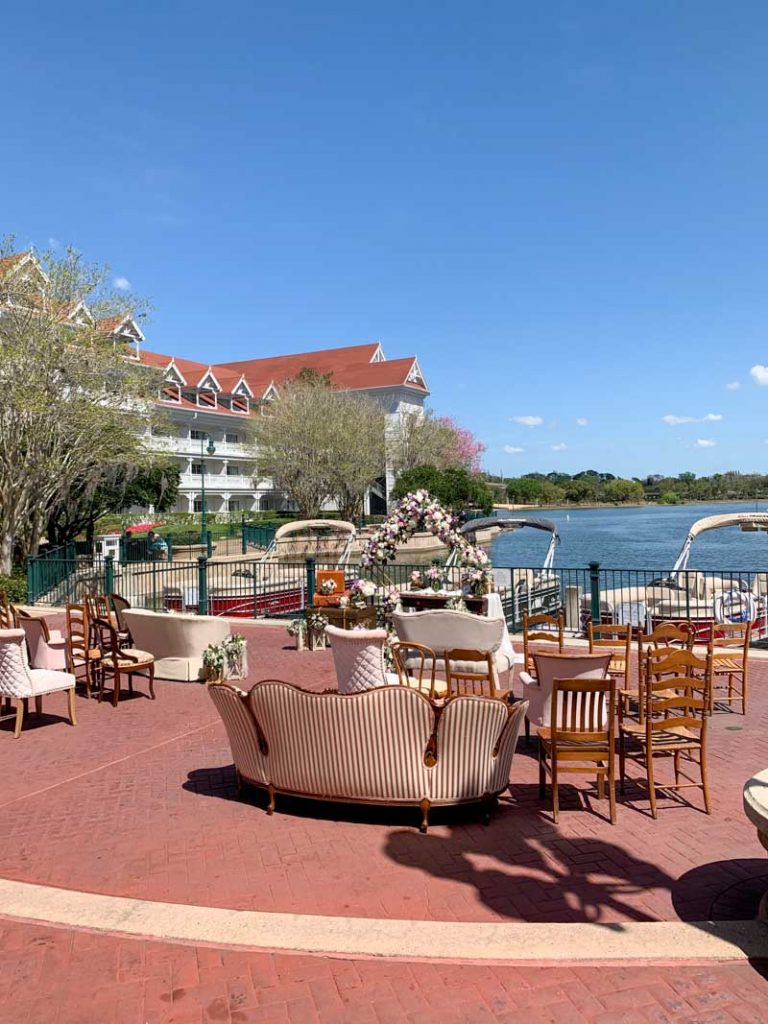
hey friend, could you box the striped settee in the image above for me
[208,680,528,832]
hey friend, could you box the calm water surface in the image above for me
[491,502,768,571]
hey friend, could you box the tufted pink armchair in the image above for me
[326,625,397,694]
[0,629,77,737]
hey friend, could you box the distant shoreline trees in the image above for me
[500,470,768,506]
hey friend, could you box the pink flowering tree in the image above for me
[436,417,485,473]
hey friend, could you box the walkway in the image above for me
[1,622,767,1021]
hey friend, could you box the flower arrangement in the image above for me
[461,566,494,596]
[409,569,424,590]
[202,642,225,681]
[348,578,376,608]
[425,565,448,591]
[319,578,337,596]
[306,610,329,650]
[202,633,247,681]
[287,618,307,650]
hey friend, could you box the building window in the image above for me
[191,429,205,441]
[226,465,240,476]
[191,462,203,475]
[228,499,241,512]
[193,498,203,513]
[225,432,240,443]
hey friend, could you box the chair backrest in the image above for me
[637,621,694,659]
[531,652,613,728]
[207,681,270,786]
[0,629,33,698]
[390,641,437,699]
[16,609,51,645]
[65,604,88,660]
[523,611,565,673]
[645,682,708,743]
[0,592,16,629]
[707,620,751,655]
[589,622,632,654]
[392,609,504,657]
[325,624,388,694]
[444,648,497,697]
[551,676,616,745]
[644,647,712,704]
[110,594,131,632]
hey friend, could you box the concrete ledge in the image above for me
[1,879,767,964]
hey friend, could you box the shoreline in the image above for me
[494,498,768,513]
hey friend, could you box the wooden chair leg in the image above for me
[524,717,531,744]
[147,665,155,700]
[538,739,546,798]
[619,733,626,793]
[608,749,617,825]
[597,768,605,801]
[419,797,430,834]
[111,670,121,707]
[34,695,43,716]
[66,688,77,727]
[551,755,559,824]
[647,751,658,819]
[13,700,24,738]
[701,744,712,814]
[673,750,681,786]
[742,670,748,716]
[127,674,134,694]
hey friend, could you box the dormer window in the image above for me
[231,394,249,414]
[161,383,181,403]
[197,389,217,409]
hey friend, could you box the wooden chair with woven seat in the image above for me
[706,621,750,715]
[65,603,102,699]
[390,640,441,699]
[522,611,565,676]
[619,648,712,818]
[109,594,133,647]
[98,618,156,707]
[637,621,695,660]
[625,641,692,726]
[537,675,617,824]
[444,648,500,698]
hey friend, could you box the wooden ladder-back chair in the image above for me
[706,621,750,715]
[625,643,693,726]
[444,649,499,698]
[65,603,102,699]
[98,619,156,707]
[390,641,441,699]
[620,648,712,818]
[588,622,632,691]
[537,675,617,824]
[109,594,133,647]
[522,612,565,675]
[637,621,695,661]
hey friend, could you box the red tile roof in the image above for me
[0,252,30,277]
[139,342,428,399]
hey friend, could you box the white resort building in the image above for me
[134,340,430,515]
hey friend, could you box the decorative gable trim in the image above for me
[370,343,386,363]
[197,368,222,391]
[165,360,187,385]
[233,375,254,397]
[406,357,427,389]
[262,382,279,401]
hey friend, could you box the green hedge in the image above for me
[0,571,27,603]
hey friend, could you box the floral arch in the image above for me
[361,490,493,592]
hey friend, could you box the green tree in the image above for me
[603,478,645,503]
[392,465,494,513]
[506,477,542,504]
[0,240,163,573]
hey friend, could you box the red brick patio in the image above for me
[1,621,767,1021]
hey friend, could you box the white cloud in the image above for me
[551,443,567,451]
[114,276,132,291]
[511,415,543,427]
[750,365,768,386]
[694,439,717,448]
[726,381,741,391]
[662,413,722,426]
[575,417,588,427]
[48,237,60,250]
[504,445,525,454]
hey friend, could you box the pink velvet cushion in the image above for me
[521,652,612,728]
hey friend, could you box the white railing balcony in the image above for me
[179,472,255,491]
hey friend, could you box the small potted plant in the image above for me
[222,634,247,680]
[425,565,447,593]
[202,642,225,683]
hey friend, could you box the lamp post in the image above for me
[200,433,216,545]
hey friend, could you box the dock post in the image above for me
[305,557,316,610]
[588,561,601,626]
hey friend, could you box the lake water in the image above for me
[491,502,768,571]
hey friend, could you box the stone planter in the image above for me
[743,768,768,920]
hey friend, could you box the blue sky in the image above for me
[3,1,767,478]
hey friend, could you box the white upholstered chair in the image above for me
[0,628,77,737]
[392,610,508,691]
[326,625,396,694]
[519,652,612,740]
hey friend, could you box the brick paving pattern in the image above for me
[1,621,768,1021]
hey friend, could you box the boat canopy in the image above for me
[452,516,560,570]
[262,519,357,566]
[672,512,768,573]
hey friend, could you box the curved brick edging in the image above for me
[0,878,767,964]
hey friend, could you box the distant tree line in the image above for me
[498,470,768,506]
